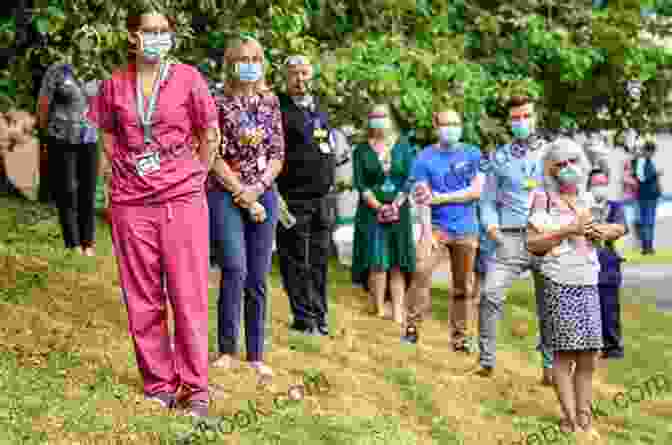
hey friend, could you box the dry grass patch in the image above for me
[0,196,670,445]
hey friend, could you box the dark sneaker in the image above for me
[186,399,209,418]
[453,336,477,354]
[145,391,176,408]
[601,349,624,360]
[475,366,494,378]
[453,344,470,353]
[290,321,317,335]
[401,325,418,344]
[316,324,329,336]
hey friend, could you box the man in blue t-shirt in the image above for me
[403,109,483,349]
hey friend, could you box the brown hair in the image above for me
[126,11,177,58]
[508,95,532,109]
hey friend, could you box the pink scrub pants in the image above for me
[109,193,209,401]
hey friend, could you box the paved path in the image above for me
[432,262,672,312]
[620,264,671,311]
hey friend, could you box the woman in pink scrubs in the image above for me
[87,9,219,417]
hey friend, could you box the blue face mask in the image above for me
[439,126,462,146]
[235,63,263,82]
[369,118,389,129]
[141,32,174,63]
[511,119,531,139]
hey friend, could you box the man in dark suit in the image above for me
[276,55,335,336]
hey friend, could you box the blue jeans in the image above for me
[208,188,278,362]
[638,199,658,250]
[623,200,639,228]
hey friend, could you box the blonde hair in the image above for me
[367,103,401,147]
[222,37,272,96]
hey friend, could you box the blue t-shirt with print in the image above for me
[410,143,482,237]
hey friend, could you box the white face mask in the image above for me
[591,186,609,201]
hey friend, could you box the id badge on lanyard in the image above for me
[312,117,331,154]
[135,62,170,176]
[135,151,161,177]
[522,160,539,190]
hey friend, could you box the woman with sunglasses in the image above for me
[87,8,219,417]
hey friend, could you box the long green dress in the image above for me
[351,136,417,287]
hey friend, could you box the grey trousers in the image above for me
[478,231,552,369]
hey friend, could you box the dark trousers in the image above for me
[638,198,658,250]
[208,188,277,362]
[47,136,98,249]
[598,284,624,358]
[276,195,331,329]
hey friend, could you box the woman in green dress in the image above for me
[351,104,417,324]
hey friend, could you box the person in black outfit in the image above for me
[36,62,99,255]
[276,55,335,336]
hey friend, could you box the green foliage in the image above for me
[1,0,671,147]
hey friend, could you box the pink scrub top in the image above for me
[87,63,218,206]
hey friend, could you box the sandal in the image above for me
[559,418,576,434]
[211,354,238,369]
[208,383,228,400]
[577,409,599,436]
[186,399,209,418]
[249,361,274,384]
[401,324,418,344]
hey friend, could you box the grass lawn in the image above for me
[622,248,672,265]
[0,195,671,445]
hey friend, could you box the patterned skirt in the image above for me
[543,277,603,352]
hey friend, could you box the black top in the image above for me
[633,157,661,199]
[276,93,335,200]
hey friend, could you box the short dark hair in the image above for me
[508,95,532,109]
